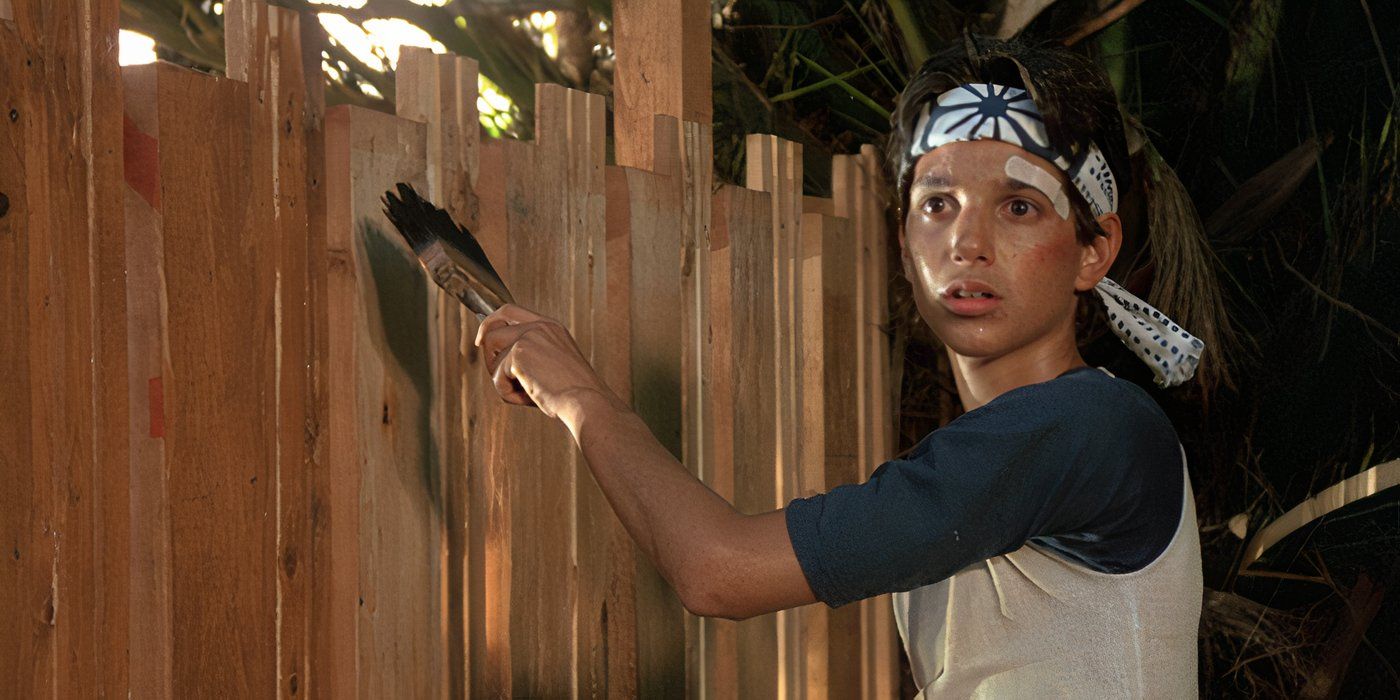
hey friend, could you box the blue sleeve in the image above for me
[783,371,1182,608]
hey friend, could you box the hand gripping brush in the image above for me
[382,182,532,404]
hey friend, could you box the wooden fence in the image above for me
[0,0,899,696]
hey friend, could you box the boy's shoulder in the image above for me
[931,365,1178,452]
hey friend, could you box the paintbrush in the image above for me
[382,182,514,320]
[382,182,533,405]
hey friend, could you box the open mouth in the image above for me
[940,283,1001,316]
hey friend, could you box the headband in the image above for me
[907,82,1204,387]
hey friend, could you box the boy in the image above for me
[476,35,1205,697]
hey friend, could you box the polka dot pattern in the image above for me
[1094,276,1205,388]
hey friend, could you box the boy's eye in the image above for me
[1008,198,1035,216]
[921,196,947,214]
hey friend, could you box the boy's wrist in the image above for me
[559,384,630,441]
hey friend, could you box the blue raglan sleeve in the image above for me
[783,373,1181,609]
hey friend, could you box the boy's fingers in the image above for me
[475,304,545,344]
[492,350,532,406]
[480,322,545,374]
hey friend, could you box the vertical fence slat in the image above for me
[744,133,806,697]
[394,46,480,700]
[1,1,127,695]
[325,105,441,696]
[0,19,45,699]
[120,64,175,700]
[225,4,318,696]
[144,62,279,695]
[799,212,864,699]
[608,143,688,697]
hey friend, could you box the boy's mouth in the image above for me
[939,280,1001,316]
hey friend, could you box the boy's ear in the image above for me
[1075,212,1122,292]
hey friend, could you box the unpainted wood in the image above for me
[611,0,711,171]
[607,150,688,697]
[143,61,281,695]
[2,1,128,695]
[744,133,806,696]
[120,63,176,700]
[224,3,317,696]
[709,183,779,698]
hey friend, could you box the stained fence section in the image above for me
[1,0,899,695]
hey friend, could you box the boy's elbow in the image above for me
[673,542,758,621]
[678,580,755,621]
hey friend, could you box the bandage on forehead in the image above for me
[905,82,1205,388]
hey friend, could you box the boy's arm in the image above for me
[562,389,817,620]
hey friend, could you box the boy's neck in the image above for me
[948,333,1086,412]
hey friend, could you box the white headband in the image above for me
[908,82,1204,387]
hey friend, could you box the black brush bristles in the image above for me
[382,182,515,317]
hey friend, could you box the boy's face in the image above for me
[899,140,1118,361]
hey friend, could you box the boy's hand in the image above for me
[474,303,617,424]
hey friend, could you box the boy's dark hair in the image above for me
[886,34,1129,246]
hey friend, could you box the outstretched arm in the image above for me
[475,303,817,620]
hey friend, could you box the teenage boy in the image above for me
[475,35,1206,697]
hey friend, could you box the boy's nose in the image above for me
[948,210,994,265]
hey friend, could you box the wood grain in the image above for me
[325,104,444,697]
[1,1,127,694]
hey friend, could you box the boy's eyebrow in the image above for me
[910,172,1051,195]
[910,172,952,192]
[1004,177,1043,194]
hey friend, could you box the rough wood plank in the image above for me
[484,83,590,696]
[709,183,777,698]
[120,63,175,700]
[798,212,863,700]
[2,1,127,695]
[325,104,443,697]
[611,0,711,171]
[224,3,317,696]
[744,133,805,696]
[657,115,714,700]
[297,7,332,699]
[601,163,642,700]
[395,46,480,700]
[607,152,688,696]
[0,20,48,699]
[471,136,513,699]
[144,61,280,695]
[547,85,636,700]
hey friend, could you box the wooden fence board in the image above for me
[325,104,445,697]
[744,133,805,697]
[135,61,280,696]
[799,212,864,699]
[395,46,480,700]
[1,1,127,695]
[708,183,779,698]
[225,3,317,695]
[0,20,47,699]
[607,150,687,697]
